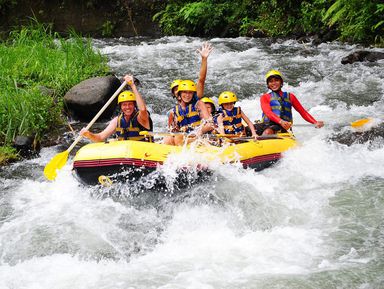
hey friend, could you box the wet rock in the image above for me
[64,75,122,121]
[245,27,267,38]
[13,135,40,158]
[312,29,338,45]
[296,35,312,43]
[329,123,384,147]
[341,50,384,64]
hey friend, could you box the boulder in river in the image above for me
[341,50,384,64]
[329,123,384,147]
[64,76,122,121]
[13,135,41,158]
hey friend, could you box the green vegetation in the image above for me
[0,20,110,162]
[323,0,384,43]
[0,146,18,165]
[102,20,115,37]
[153,0,384,45]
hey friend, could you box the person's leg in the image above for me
[174,134,185,146]
[163,136,176,145]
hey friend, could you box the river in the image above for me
[0,37,383,289]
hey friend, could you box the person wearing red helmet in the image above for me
[80,74,153,142]
[258,70,324,135]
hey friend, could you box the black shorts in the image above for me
[246,122,286,136]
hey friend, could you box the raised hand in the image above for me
[123,74,134,86]
[197,42,214,59]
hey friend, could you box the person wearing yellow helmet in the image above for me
[201,97,216,116]
[163,43,214,145]
[199,96,218,133]
[164,80,213,145]
[166,42,214,134]
[170,79,182,98]
[80,74,153,142]
[258,69,324,135]
[216,91,257,138]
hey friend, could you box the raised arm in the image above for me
[123,74,151,130]
[196,42,214,98]
[290,93,324,128]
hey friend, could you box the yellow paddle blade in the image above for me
[43,150,69,181]
[351,118,372,128]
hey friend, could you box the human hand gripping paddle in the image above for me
[43,80,128,181]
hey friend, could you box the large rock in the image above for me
[64,76,122,121]
[341,50,384,64]
[13,135,40,158]
[312,29,338,45]
[330,123,384,147]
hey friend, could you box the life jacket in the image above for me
[115,110,153,142]
[173,103,201,133]
[218,107,244,134]
[262,91,293,123]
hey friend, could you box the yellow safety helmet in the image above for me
[218,91,237,105]
[265,69,283,83]
[177,80,197,94]
[118,91,136,104]
[201,97,215,106]
[170,79,182,91]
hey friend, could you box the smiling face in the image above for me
[267,76,283,91]
[120,101,136,117]
[180,91,194,104]
[222,102,235,111]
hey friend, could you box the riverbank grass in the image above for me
[0,22,110,163]
[0,146,18,165]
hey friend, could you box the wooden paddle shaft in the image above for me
[67,80,127,152]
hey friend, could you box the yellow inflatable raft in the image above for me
[73,133,296,185]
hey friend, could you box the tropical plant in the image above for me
[323,0,384,43]
[0,20,110,156]
[153,0,383,45]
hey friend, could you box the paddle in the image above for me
[350,118,373,128]
[139,131,246,138]
[140,131,183,137]
[44,80,128,181]
[231,135,285,141]
[293,118,373,128]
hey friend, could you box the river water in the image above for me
[1,37,384,289]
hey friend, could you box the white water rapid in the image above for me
[0,37,383,289]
